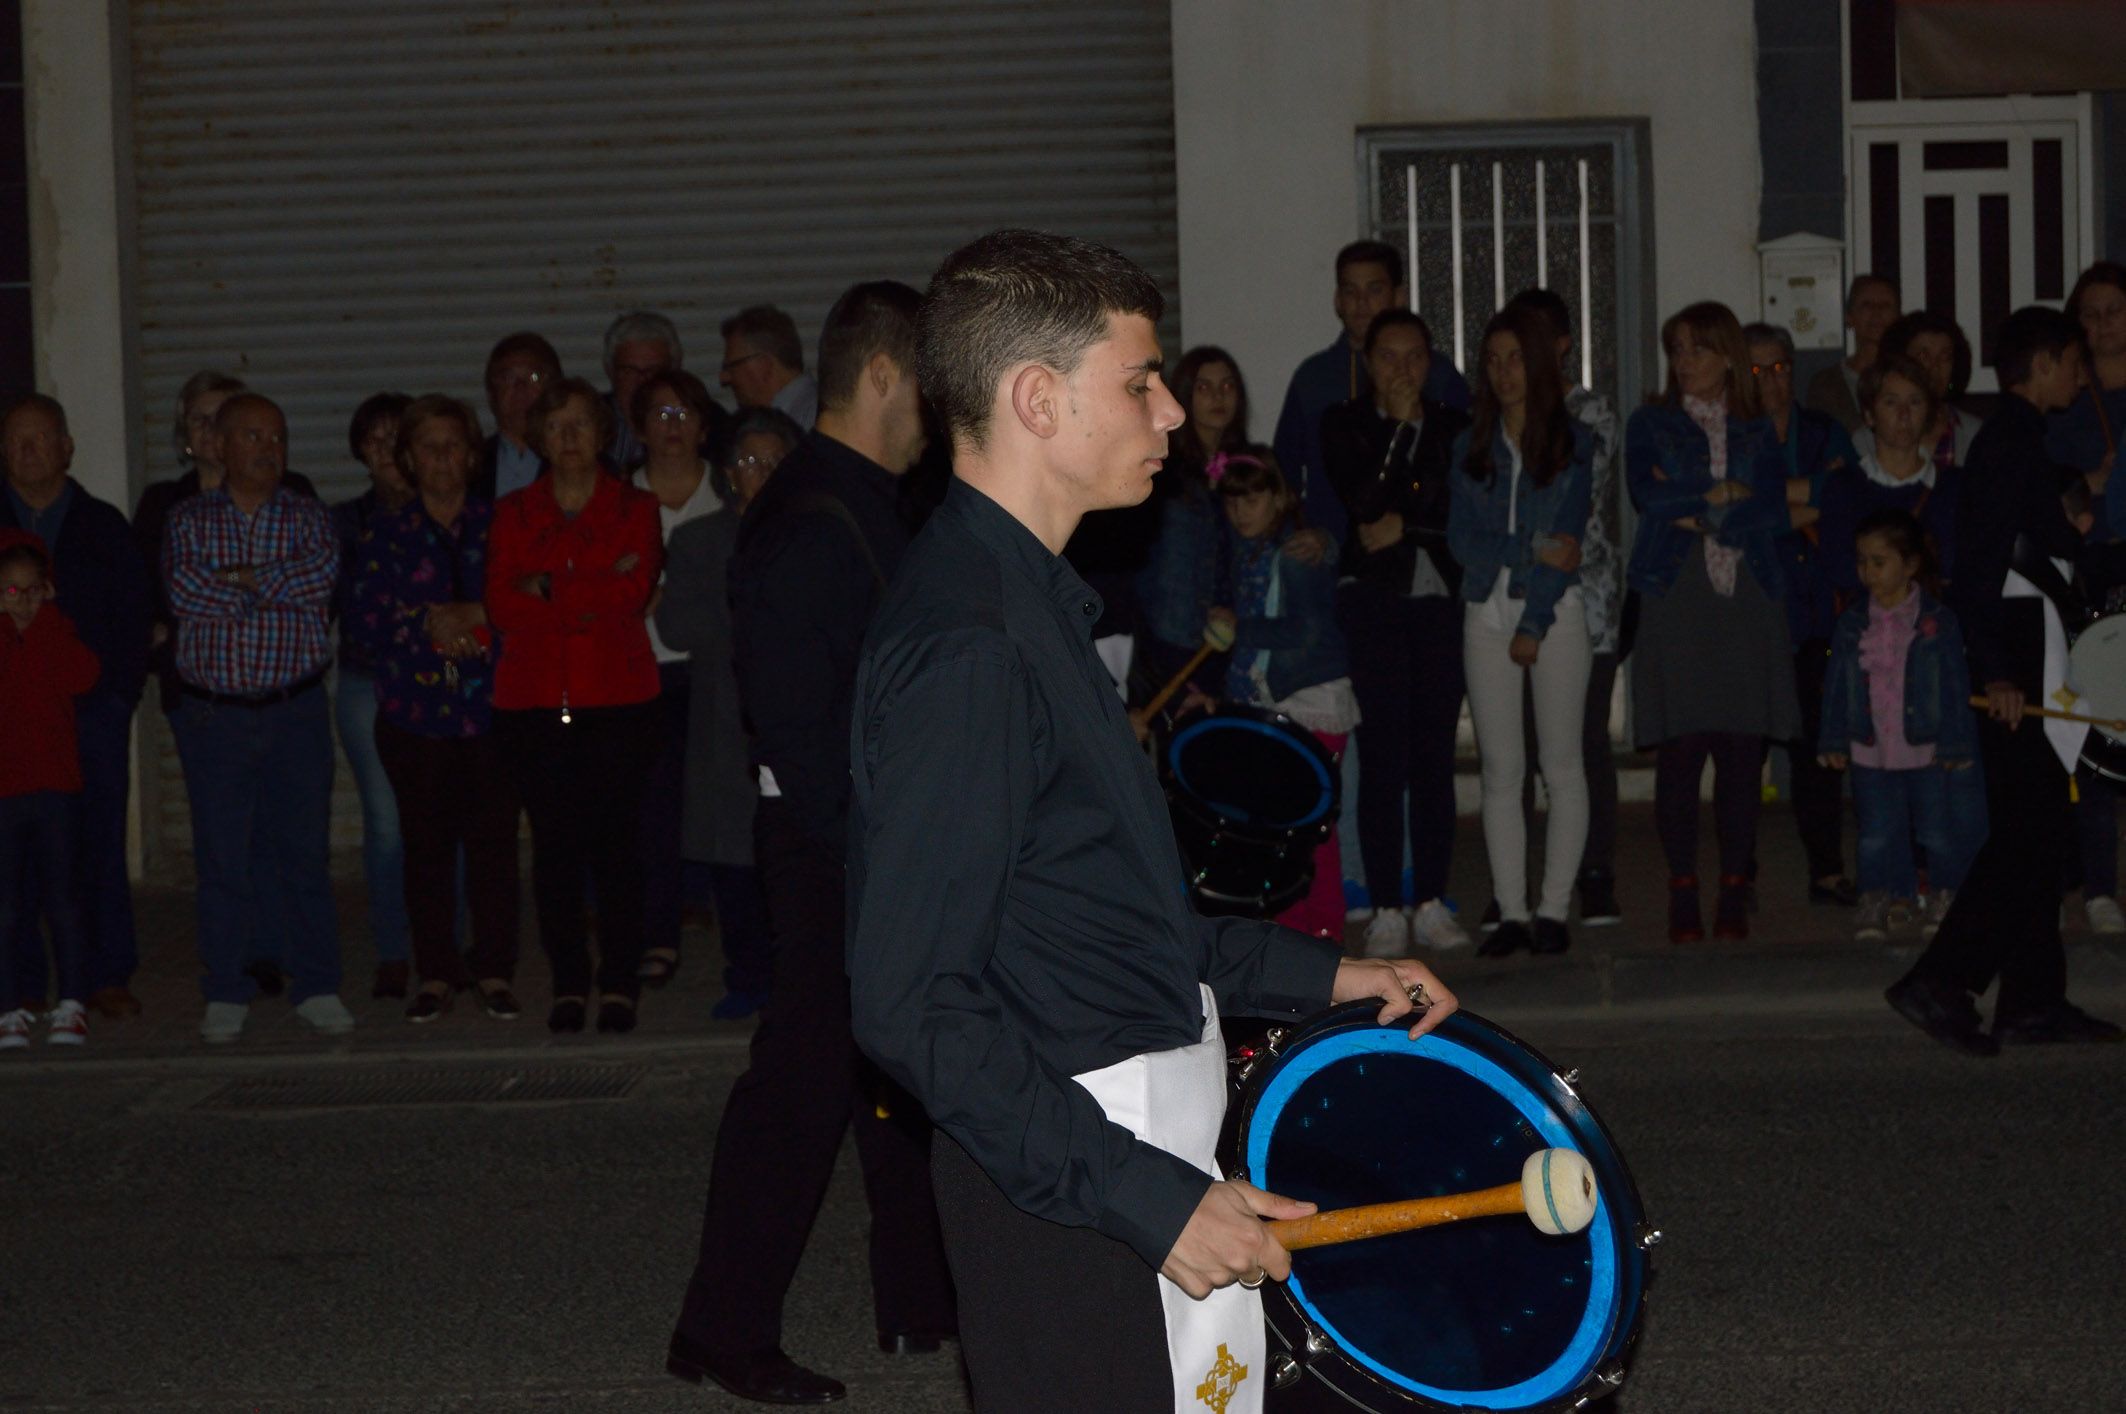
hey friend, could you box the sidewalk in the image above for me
[11,801,2126,1066]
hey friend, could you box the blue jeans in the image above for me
[1852,761,1989,897]
[171,685,342,1005]
[0,792,87,1006]
[334,669,409,963]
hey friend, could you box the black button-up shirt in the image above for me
[847,478,1339,1269]
[1948,394,2084,693]
[731,430,908,852]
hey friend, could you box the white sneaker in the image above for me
[1854,891,1892,943]
[1410,899,1474,953]
[2086,896,2126,935]
[46,1000,87,1046]
[0,1009,30,1050]
[1921,889,1956,942]
[200,1001,248,1045]
[295,994,356,1035]
[1361,908,1410,958]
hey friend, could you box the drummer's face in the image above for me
[1059,312,1185,512]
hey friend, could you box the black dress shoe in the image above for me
[1478,920,1532,958]
[404,989,451,1024]
[596,999,638,1034]
[877,1330,952,1355]
[547,998,586,1034]
[1994,1002,2124,1045]
[1478,898,1502,935]
[476,983,521,1020]
[1808,877,1860,907]
[243,961,285,998]
[1885,974,1999,1057]
[665,1333,846,1404]
[1530,917,1571,955]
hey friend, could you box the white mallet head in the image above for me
[1521,1148,1598,1236]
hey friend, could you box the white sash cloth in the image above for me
[2004,561,2089,772]
[1072,984,1264,1414]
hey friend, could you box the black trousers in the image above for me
[932,1133,1170,1413]
[1909,716,2070,1020]
[1786,639,1847,883]
[373,719,521,988]
[1343,588,1465,906]
[1654,732,1762,881]
[495,702,660,1001]
[640,664,690,959]
[674,800,955,1359]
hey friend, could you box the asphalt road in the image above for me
[4,1004,2122,1413]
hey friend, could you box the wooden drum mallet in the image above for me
[1264,1148,1599,1252]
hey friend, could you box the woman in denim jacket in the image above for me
[1818,508,1987,944]
[1626,301,1802,943]
[1134,346,1249,697]
[1448,306,1595,957]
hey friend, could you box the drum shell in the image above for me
[1227,1005,1652,1413]
[1162,703,1339,917]
[2071,613,2126,784]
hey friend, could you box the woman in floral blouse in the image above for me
[350,394,521,1023]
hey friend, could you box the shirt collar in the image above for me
[5,477,72,529]
[1860,451,1936,489]
[941,477,1103,631]
[1869,584,1924,623]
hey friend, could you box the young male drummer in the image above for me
[1887,305,2122,1053]
[847,227,1457,1412]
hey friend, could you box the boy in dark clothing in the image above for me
[1886,307,2123,1054]
[0,534,103,1047]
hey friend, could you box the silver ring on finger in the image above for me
[1405,980,1430,1008]
[1239,1267,1266,1289]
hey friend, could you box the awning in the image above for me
[1897,0,2126,98]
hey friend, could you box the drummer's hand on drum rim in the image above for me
[1331,957,1458,1039]
[1160,1180,1314,1299]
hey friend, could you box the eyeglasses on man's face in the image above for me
[720,350,772,375]
[1750,362,1793,378]
[0,583,49,602]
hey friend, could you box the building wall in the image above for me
[1170,0,1763,408]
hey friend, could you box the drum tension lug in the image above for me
[1560,1067,1581,1087]
[1264,1027,1288,1056]
[1302,1325,1332,1361]
[1572,1361,1629,1404]
[1269,1352,1301,1390]
[1636,1224,1664,1250]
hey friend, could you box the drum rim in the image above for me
[2070,617,2126,782]
[1232,1004,1651,1411]
[1165,704,1338,831]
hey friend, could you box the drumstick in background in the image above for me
[1129,621,1236,730]
[1263,1148,1597,1253]
[1967,695,2126,732]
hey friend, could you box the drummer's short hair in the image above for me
[1992,305,2082,389]
[917,228,1163,451]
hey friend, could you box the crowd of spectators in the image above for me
[1,245,2123,1054]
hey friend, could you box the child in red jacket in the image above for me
[0,533,102,1048]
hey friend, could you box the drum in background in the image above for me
[2070,612,2126,783]
[1227,1004,1656,1412]
[1163,703,1338,916]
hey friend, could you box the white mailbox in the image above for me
[1758,233,1846,352]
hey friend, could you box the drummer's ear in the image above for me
[1007,363,1061,441]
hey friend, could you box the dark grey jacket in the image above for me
[654,505,754,866]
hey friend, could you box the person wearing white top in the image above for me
[1447,309,1596,957]
[631,371,726,989]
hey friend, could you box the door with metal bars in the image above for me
[1847,96,2093,394]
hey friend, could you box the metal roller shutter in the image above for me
[126,0,1179,874]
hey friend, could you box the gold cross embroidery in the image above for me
[1195,1342,1249,1412]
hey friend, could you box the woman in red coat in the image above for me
[487,377,664,1034]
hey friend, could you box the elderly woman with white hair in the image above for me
[602,309,730,471]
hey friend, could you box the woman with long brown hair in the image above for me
[1448,306,1594,956]
[1625,301,1799,943]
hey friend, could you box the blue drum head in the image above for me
[1235,1008,1648,1411]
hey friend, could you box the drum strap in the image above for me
[2009,533,2090,630]
[1072,986,1265,1414]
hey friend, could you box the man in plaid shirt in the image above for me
[164,393,352,1043]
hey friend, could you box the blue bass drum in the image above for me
[1227,1004,1656,1411]
[1163,703,1338,916]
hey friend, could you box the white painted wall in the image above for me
[1171,0,1763,407]
[21,0,137,512]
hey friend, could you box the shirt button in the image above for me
[1082,601,1096,616]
